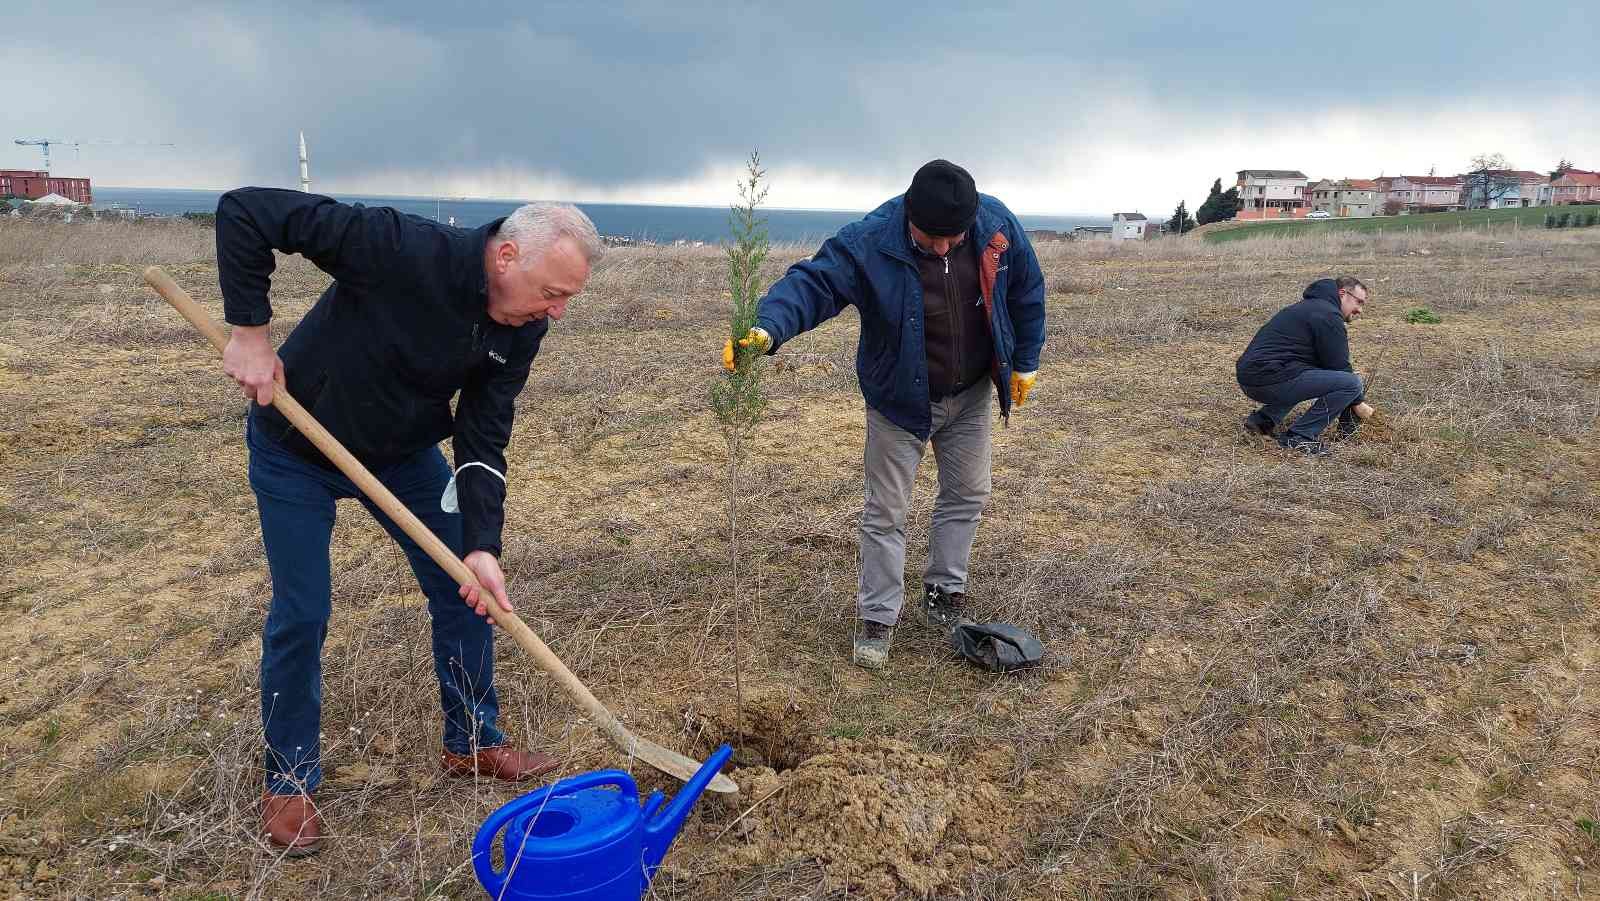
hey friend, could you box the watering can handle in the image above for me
[472,771,639,895]
[472,801,520,899]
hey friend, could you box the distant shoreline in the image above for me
[94,184,1103,220]
[90,186,1109,245]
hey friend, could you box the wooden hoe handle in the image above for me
[143,267,736,793]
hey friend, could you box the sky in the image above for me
[4,1,1596,216]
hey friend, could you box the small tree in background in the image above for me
[1464,152,1518,208]
[1550,158,1573,181]
[1195,179,1224,225]
[1167,201,1197,235]
[710,151,770,741]
[1195,178,1239,225]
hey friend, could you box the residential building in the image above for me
[1071,225,1112,240]
[1304,178,1376,217]
[1338,179,1379,217]
[0,169,93,204]
[1235,169,1308,219]
[1372,177,1398,214]
[1462,170,1550,209]
[1111,212,1151,240]
[1307,179,1335,213]
[1551,169,1600,205]
[1384,175,1463,212]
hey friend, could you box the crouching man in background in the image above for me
[1236,276,1369,456]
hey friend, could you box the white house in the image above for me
[1235,170,1309,218]
[1111,212,1150,240]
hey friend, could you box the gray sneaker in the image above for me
[852,620,894,669]
[921,584,966,630]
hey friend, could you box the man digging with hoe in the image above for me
[723,160,1047,669]
[215,187,600,855]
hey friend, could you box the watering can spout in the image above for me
[641,744,734,875]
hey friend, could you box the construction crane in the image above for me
[13,138,176,172]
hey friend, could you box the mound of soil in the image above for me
[697,739,1018,899]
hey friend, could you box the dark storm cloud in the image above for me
[3,0,1594,205]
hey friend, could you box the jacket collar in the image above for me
[469,217,507,308]
[878,196,1003,265]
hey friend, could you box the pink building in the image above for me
[1551,169,1600,205]
[1384,175,1463,212]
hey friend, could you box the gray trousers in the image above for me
[859,380,993,626]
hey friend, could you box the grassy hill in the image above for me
[1205,204,1593,243]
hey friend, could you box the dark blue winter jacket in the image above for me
[1235,278,1352,388]
[754,194,1047,440]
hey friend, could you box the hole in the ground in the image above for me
[685,696,817,772]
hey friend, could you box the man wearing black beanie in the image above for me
[722,159,1047,668]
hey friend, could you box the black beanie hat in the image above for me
[905,159,978,237]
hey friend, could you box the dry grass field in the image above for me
[1,218,1597,900]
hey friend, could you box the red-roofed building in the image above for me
[1551,169,1600,205]
[1308,178,1380,218]
[1385,175,1463,212]
[0,169,92,204]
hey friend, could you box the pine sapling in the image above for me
[710,152,770,743]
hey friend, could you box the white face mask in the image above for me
[441,462,506,513]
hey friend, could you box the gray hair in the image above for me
[496,202,603,266]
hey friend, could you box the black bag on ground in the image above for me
[950,621,1044,673]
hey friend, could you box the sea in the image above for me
[91,187,1106,246]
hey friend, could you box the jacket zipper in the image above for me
[943,253,962,394]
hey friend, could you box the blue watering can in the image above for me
[472,744,734,900]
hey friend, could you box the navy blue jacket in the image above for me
[1235,279,1352,388]
[754,194,1047,439]
[217,187,544,557]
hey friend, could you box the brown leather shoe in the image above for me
[440,745,560,782]
[261,792,324,856]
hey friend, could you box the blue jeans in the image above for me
[247,417,503,795]
[1242,369,1364,441]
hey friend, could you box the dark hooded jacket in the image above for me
[1235,279,1352,388]
[216,187,544,557]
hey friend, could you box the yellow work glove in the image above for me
[721,327,771,372]
[1010,370,1038,407]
